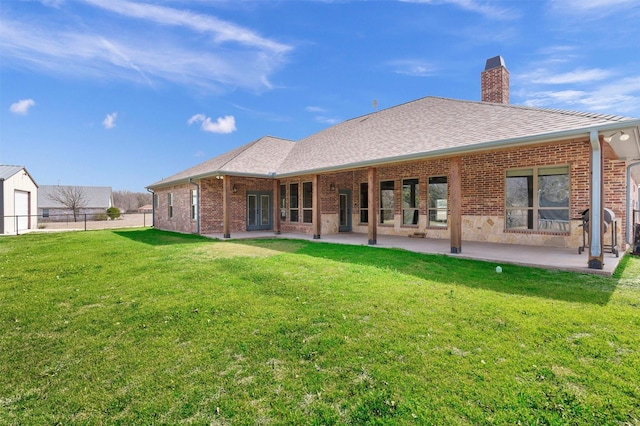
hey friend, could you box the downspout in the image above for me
[626,161,640,245]
[589,130,603,269]
[189,178,200,234]
[146,188,154,228]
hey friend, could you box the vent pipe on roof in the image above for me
[481,56,509,104]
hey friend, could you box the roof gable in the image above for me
[149,136,295,188]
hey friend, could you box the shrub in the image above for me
[106,207,121,220]
[94,213,108,221]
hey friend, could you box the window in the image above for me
[506,165,569,231]
[289,183,299,222]
[42,208,49,218]
[302,182,313,223]
[428,176,448,227]
[154,194,159,209]
[280,184,286,221]
[402,178,419,225]
[380,180,394,224]
[190,190,197,220]
[168,193,173,218]
[359,182,368,223]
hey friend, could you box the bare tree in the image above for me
[113,190,152,212]
[48,186,88,222]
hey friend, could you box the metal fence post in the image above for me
[84,214,87,231]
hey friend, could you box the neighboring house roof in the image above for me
[38,185,113,209]
[0,165,38,186]
[149,135,295,188]
[148,96,640,188]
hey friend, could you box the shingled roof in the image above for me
[149,96,640,188]
[276,96,637,175]
[149,136,295,188]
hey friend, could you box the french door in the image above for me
[247,191,272,231]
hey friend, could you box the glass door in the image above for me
[247,191,272,231]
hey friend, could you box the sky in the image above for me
[1,0,639,192]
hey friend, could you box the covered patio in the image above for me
[203,231,624,276]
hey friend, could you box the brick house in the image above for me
[148,57,640,270]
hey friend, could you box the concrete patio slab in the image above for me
[203,231,623,276]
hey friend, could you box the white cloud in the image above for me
[9,98,35,115]
[305,106,326,113]
[188,114,236,134]
[103,112,117,129]
[388,59,437,77]
[399,0,520,20]
[522,68,613,85]
[0,1,292,93]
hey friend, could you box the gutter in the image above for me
[188,178,200,234]
[626,161,640,245]
[146,188,154,228]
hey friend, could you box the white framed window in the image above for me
[289,183,299,222]
[168,193,173,218]
[428,176,448,227]
[190,190,197,220]
[302,182,313,223]
[506,165,569,231]
[359,182,368,223]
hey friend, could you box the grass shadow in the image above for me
[230,238,619,305]
[113,228,210,246]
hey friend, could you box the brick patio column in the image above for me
[368,167,377,245]
[273,179,281,235]
[222,175,231,239]
[313,174,321,239]
[450,156,462,253]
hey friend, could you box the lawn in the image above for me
[1,229,639,425]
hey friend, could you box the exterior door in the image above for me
[338,190,352,232]
[14,191,30,231]
[247,191,272,231]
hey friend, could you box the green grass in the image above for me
[1,229,639,425]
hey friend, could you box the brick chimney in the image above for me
[481,56,509,104]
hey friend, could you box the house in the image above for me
[38,185,114,221]
[148,57,640,270]
[138,204,153,214]
[0,165,39,235]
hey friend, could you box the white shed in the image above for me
[0,165,39,235]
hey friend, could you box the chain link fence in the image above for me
[2,213,152,235]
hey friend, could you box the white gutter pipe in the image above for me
[589,130,603,269]
[626,161,640,245]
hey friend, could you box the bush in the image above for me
[106,207,121,220]
[93,213,108,221]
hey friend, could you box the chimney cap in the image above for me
[484,55,506,71]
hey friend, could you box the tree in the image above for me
[47,186,88,222]
[113,190,152,212]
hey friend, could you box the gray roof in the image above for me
[0,165,38,186]
[149,136,295,188]
[38,185,113,209]
[276,97,638,175]
[0,165,24,180]
[148,96,640,187]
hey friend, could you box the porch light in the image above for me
[329,183,336,191]
[232,184,237,193]
[604,131,630,143]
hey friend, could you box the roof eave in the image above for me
[147,170,276,190]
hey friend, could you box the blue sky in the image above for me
[1,0,639,192]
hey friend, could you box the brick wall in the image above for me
[153,138,629,249]
[481,66,510,104]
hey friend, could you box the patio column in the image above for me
[450,156,462,253]
[273,179,281,235]
[368,167,377,245]
[222,175,231,239]
[313,174,321,239]
[588,131,604,269]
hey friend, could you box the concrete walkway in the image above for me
[203,231,623,276]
